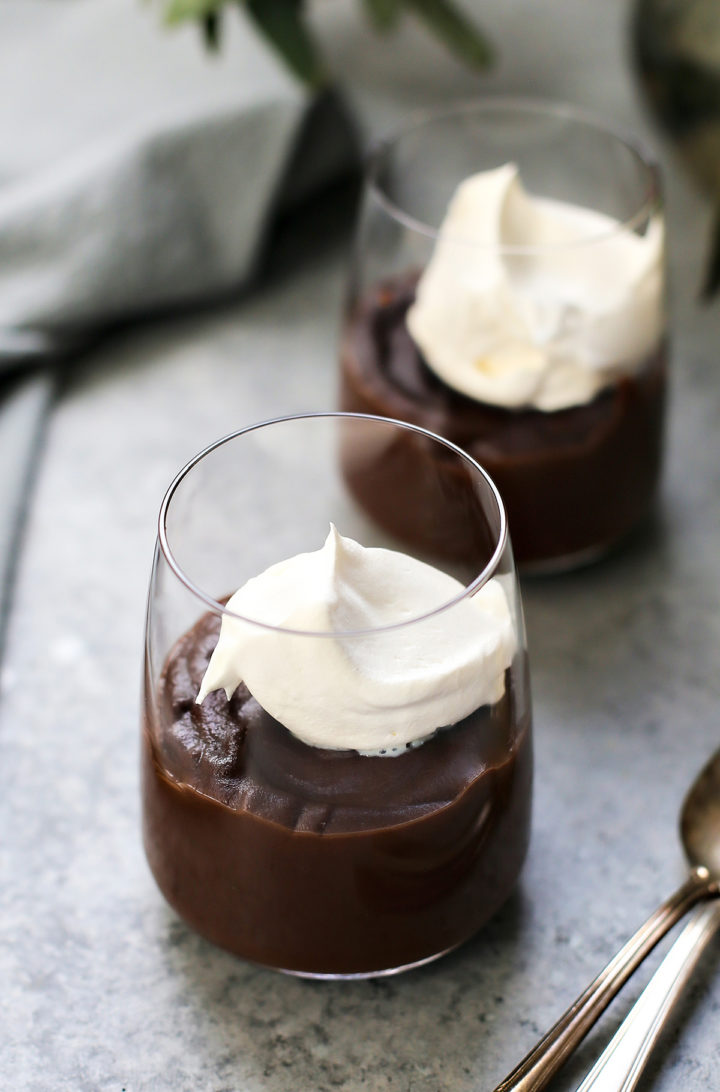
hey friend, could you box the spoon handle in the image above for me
[573,899,720,1092]
[491,867,716,1092]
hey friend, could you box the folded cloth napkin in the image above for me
[0,371,52,660]
[0,0,357,364]
[0,0,358,653]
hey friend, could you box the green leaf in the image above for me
[243,0,328,87]
[202,11,222,48]
[160,0,494,82]
[164,0,224,27]
[404,0,494,69]
[362,0,402,32]
[701,202,720,300]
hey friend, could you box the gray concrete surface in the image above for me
[2,2,719,1090]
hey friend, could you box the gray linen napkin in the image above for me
[0,372,53,660]
[0,0,357,649]
[0,0,356,361]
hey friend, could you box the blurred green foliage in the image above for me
[162,0,493,86]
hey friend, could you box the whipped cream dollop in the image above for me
[197,526,515,755]
[406,163,663,412]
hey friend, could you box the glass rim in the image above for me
[157,411,509,638]
[366,96,662,253]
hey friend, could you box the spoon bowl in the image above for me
[682,749,720,879]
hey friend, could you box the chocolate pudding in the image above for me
[340,276,667,569]
[142,609,532,977]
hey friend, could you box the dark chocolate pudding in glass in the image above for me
[141,415,532,979]
[143,610,531,977]
[340,103,667,571]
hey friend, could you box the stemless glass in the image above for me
[339,99,667,572]
[142,412,532,980]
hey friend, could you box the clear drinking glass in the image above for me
[141,412,532,979]
[340,99,667,572]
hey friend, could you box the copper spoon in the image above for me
[492,748,720,1092]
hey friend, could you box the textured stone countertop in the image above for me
[2,2,720,1090]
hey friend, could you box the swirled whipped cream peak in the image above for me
[406,163,663,412]
[197,525,516,755]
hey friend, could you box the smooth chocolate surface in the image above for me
[142,610,532,976]
[339,276,667,567]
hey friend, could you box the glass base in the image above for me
[274,943,459,981]
[519,539,615,577]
